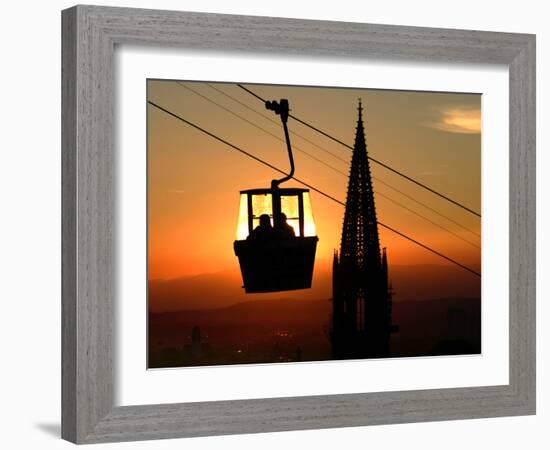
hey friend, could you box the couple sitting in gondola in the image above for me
[248,213,295,241]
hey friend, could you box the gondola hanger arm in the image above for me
[266,99,295,189]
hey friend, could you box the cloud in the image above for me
[427,106,481,134]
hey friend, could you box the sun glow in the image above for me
[235,191,317,240]
[236,193,250,240]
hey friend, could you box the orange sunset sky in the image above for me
[147,80,481,308]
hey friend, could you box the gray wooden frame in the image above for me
[61,4,536,444]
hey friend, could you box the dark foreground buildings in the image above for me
[331,101,394,359]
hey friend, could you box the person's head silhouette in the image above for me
[258,214,271,228]
[275,212,295,238]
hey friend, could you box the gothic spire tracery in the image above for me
[331,100,392,359]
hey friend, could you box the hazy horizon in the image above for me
[148,260,481,313]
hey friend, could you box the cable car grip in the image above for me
[266,99,295,191]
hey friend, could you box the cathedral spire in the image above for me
[339,99,381,271]
[331,99,391,359]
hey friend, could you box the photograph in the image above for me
[147,80,482,368]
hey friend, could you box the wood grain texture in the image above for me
[61,7,77,443]
[61,4,536,444]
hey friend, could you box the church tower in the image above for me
[331,100,392,359]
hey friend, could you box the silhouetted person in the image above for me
[248,214,274,240]
[191,325,202,360]
[191,326,201,344]
[274,213,295,239]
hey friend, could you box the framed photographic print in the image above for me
[62,5,536,444]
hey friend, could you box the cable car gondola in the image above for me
[233,99,319,293]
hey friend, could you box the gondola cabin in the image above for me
[234,187,318,293]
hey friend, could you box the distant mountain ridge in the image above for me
[150,296,480,326]
[149,263,481,312]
